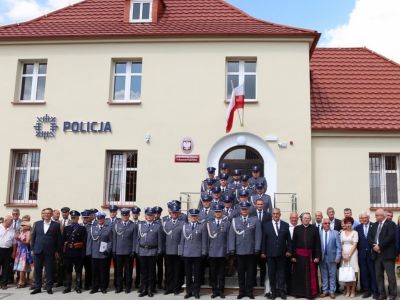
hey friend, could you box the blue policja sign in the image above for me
[34,114,112,139]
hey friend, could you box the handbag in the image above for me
[339,262,355,282]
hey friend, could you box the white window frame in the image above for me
[226,59,257,102]
[20,62,47,101]
[369,153,400,208]
[112,61,142,102]
[130,0,152,22]
[10,150,40,204]
[106,151,138,205]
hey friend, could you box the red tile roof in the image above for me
[0,0,318,41]
[311,47,400,131]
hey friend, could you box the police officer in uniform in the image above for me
[179,209,207,299]
[113,208,135,293]
[81,210,92,290]
[239,175,255,197]
[137,207,163,297]
[248,165,267,192]
[228,169,242,202]
[233,190,257,218]
[201,167,218,193]
[131,207,141,289]
[250,183,273,214]
[222,195,235,221]
[62,210,86,294]
[198,195,214,223]
[162,205,184,295]
[89,211,112,294]
[229,202,262,299]
[205,204,231,298]
[219,174,233,198]
[218,163,233,184]
[211,186,224,207]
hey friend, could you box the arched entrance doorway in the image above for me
[220,146,264,177]
[207,132,277,197]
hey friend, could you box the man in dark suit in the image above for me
[355,212,378,299]
[326,207,341,232]
[254,199,272,287]
[261,208,291,300]
[31,207,62,294]
[368,208,397,300]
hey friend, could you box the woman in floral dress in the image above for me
[13,221,32,288]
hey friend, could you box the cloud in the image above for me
[0,0,81,25]
[324,0,400,63]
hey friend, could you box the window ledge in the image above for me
[224,99,258,104]
[101,204,137,209]
[370,206,400,211]
[11,100,46,105]
[4,203,38,208]
[107,100,142,105]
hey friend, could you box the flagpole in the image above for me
[231,80,243,126]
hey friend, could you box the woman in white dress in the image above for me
[340,217,359,298]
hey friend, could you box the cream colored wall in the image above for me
[0,39,312,220]
[312,134,400,221]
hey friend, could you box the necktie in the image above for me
[217,220,220,227]
[324,231,328,256]
[258,210,262,221]
[364,225,368,238]
[172,220,176,225]
[376,222,383,243]
[222,188,225,192]
[275,221,279,235]
[192,223,195,230]
[243,218,247,225]
[317,224,320,231]
[13,221,17,230]
[123,222,127,227]
[205,209,208,215]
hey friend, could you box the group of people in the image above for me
[0,164,399,300]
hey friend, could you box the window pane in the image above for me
[29,169,39,200]
[13,170,27,200]
[369,173,381,204]
[245,61,256,72]
[386,173,398,203]
[113,76,126,100]
[38,63,47,74]
[132,3,141,19]
[142,2,150,19]
[132,62,142,73]
[226,75,239,98]
[108,170,121,202]
[20,77,32,100]
[130,76,141,100]
[115,62,126,74]
[36,77,46,100]
[125,170,137,202]
[385,156,397,170]
[369,155,381,172]
[31,151,40,168]
[227,61,239,73]
[126,152,138,168]
[225,148,246,160]
[244,74,256,99]
[16,153,29,168]
[23,64,34,74]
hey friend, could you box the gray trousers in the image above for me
[374,255,397,297]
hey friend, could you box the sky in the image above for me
[0,0,399,62]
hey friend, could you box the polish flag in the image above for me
[226,84,245,133]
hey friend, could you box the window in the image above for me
[106,151,138,205]
[369,153,400,207]
[130,0,152,22]
[112,61,142,102]
[9,150,41,204]
[226,60,256,101]
[20,62,47,101]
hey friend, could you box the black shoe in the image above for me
[248,294,255,299]
[76,288,82,294]
[280,292,287,300]
[148,292,154,297]
[184,293,193,299]
[237,295,245,299]
[30,288,42,295]
[139,291,148,297]
[89,289,98,294]
[265,293,272,299]
[212,293,218,298]
[47,289,53,294]
[101,289,107,294]
[115,289,123,293]
[220,293,225,299]
[125,289,131,293]
[164,290,173,295]
[194,293,200,299]
[63,287,71,294]
[362,293,372,298]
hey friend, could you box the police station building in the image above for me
[1,0,400,220]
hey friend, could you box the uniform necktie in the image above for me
[172,220,176,225]
[258,210,262,221]
[205,209,209,215]
[243,217,247,225]
[123,222,127,226]
[192,223,195,230]
[217,220,220,227]
[324,231,328,256]
[222,188,225,192]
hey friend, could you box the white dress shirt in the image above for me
[43,220,51,234]
[273,220,281,236]
[289,224,295,239]
[0,224,15,248]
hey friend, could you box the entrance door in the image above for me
[219,146,264,177]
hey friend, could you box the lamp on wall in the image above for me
[145,133,151,144]
[236,135,247,146]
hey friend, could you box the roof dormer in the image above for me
[127,0,165,23]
